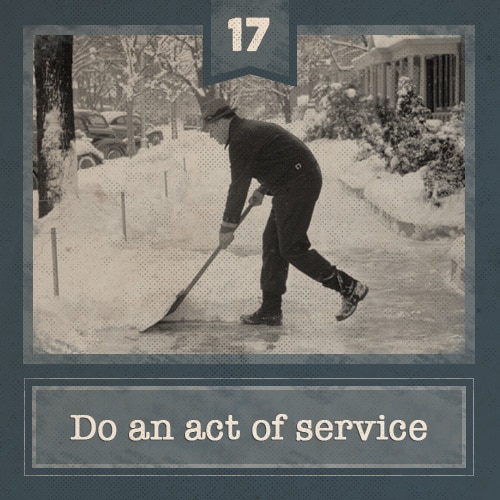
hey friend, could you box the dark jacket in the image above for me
[223,116,318,223]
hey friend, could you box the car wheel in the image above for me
[106,147,124,160]
[78,154,97,170]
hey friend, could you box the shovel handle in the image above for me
[183,203,254,292]
[164,203,254,316]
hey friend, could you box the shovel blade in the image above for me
[164,291,188,317]
[139,291,188,333]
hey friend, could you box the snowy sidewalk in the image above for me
[32,130,465,356]
[308,139,466,292]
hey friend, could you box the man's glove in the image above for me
[248,188,265,207]
[219,222,238,249]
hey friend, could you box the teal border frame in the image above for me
[24,26,474,364]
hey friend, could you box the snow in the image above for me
[100,111,126,123]
[42,109,78,199]
[340,155,465,228]
[372,35,462,49]
[449,235,466,268]
[74,135,104,159]
[32,121,465,353]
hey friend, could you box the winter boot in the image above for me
[335,281,369,321]
[240,293,282,326]
[240,308,283,326]
[321,268,368,321]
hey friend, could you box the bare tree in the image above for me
[155,35,221,109]
[34,35,77,218]
[73,36,122,110]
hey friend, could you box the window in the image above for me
[74,117,85,131]
[86,115,108,128]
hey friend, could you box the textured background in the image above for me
[2,0,500,498]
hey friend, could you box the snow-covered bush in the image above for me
[357,79,465,201]
[292,94,310,121]
[357,96,394,160]
[422,104,465,202]
[380,77,432,174]
[306,83,372,141]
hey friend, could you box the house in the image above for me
[353,35,465,120]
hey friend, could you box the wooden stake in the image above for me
[121,191,127,241]
[51,227,59,297]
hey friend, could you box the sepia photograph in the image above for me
[29,32,469,357]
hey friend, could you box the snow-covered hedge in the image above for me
[308,77,465,203]
[305,83,372,141]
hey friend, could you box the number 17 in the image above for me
[228,17,270,52]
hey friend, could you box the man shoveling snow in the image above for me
[201,98,369,324]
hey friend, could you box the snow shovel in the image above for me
[141,202,255,332]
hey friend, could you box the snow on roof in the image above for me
[353,35,462,67]
[100,111,127,122]
[372,35,461,49]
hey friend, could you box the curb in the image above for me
[337,178,466,291]
[337,178,465,241]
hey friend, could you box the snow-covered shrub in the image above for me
[306,83,372,141]
[293,95,310,121]
[423,104,465,202]
[356,79,465,201]
[380,77,432,174]
[357,96,394,160]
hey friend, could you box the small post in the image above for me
[51,227,59,297]
[164,171,168,198]
[121,191,127,241]
[183,157,187,172]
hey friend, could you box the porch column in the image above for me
[433,56,438,111]
[454,51,460,105]
[382,63,387,100]
[389,61,396,106]
[408,55,415,83]
[419,54,427,104]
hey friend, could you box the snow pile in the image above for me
[364,170,465,228]
[74,133,104,160]
[33,129,260,351]
[335,148,465,230]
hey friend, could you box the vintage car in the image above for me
[74,109,128,159]
[101,111,164,146]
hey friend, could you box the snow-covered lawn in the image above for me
[337,154,465,230]
[31,122,466,354]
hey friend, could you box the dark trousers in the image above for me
[260,164,335,297]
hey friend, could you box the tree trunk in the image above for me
[126,99,136,157]
[283,95,292,123]
[170,99,178,140]
[34,35,77,218]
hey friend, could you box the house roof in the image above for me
[371,35,461,49]
[354,35,463,69]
